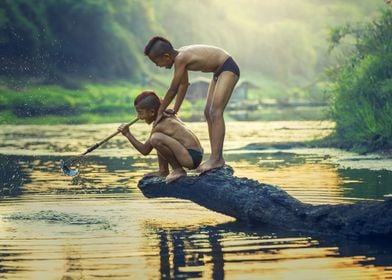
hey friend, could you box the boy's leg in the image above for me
[197,71,239,173]
[150,132,194,183]
[143,153,169,178]
[204,79,217,151]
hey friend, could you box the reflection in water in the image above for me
[226,151,392,204]
[0,154,154,196]
[209,230,224,280]
[0,195,233,279]
[2,151,391,205]
[0,155,29,196]
[0,122,391,279]
[339,168,392,200]
[150,223,392,279]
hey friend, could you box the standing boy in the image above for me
[144,36,240,173]
[118,90,203,183]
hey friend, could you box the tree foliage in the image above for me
[328,9,392,151]
[151,0,382,94]
[0,0,159,81]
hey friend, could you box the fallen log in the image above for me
[138,165,392,237]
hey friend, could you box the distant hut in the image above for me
[185,77,210,101]
[231,80,259,102]
[185,78,259,103]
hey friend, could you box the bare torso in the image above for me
[152,116,202,150]
[177,45,230,73]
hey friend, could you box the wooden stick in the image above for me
[66,118,139,165]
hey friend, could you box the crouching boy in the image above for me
[118,90,203,183]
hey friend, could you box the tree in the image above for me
[0,0,159,81]
[328,9,392,151]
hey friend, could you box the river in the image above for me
[0,121,391,279]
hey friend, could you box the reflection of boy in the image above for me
[117,91,203,183]
[144,36,240,173]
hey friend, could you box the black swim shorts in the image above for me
[187,148,203,169]
[213,57,240,81]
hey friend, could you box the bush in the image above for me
[328,9,392,151]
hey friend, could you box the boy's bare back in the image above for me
[153,116,201,150]
[176,45,230,73]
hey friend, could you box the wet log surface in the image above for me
[138,165,392,237]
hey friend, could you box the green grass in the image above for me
[0,82,143,124]
[0,80,206,124]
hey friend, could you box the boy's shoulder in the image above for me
[153,115,182,132]
[179,44,213,50]
[162,115,184,127]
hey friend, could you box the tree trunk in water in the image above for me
[138,165,392,237]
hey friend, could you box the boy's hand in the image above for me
[154,107,176,127]
[164,108,177,115]
[154,108,177,126]
[117,123,131,136]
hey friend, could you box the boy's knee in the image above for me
[209,108,224,120]
[150,132,164,147]
[204,107,210,119]
[204,108,224,120]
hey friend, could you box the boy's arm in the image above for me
[172,73,189,114]
[156,55,187,124]
[118,124,153,156]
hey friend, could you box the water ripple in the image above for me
[6,210,113,228]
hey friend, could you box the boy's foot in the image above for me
[165,168,187,184]
[143,170,169,178]
[196,158,225,174]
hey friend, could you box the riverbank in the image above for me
[0,80,329,124]
[0,82,142,124]
[239,138,392,158]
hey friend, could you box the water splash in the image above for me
[6,210,112,229]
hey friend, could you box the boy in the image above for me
[117,90,203,183]
[144,36,240,173]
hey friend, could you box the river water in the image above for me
[0,121,391,279]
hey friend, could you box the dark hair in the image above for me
[144,36,173,57]
[134,90,161,111]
